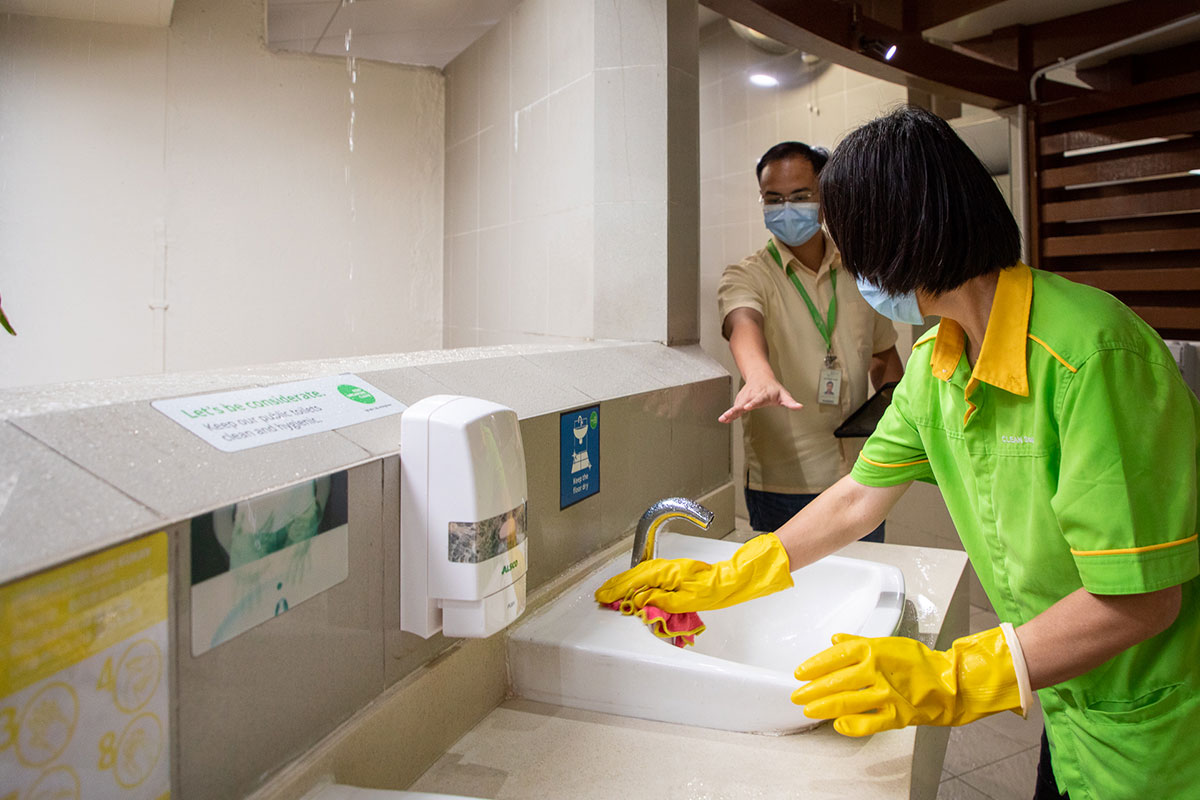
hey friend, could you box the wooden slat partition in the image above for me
[1066,268,1200,292]
[1051,211,1200,236]
[1041,139,1200,188]
[1042,184,1200,223]
[1043,228,1200,257]
[1038,71,1200,126]
[1129,306,1200,329]
[1039,106,1200,156]
[1034,74,1200,340]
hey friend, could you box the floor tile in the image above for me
[939,557,1038,798]
[937,777,994,800]
[977,701,1044,749]
[943,719,1033,777]
[966,567,993,612]
[959,746,1040,800]
[969,607,1000,633]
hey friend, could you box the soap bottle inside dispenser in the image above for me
[400,395,528,638]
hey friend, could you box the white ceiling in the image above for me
[698,7,724,29]
[4,0,1190,72]
[0,0,174,27]
[266,0,521,69]
[0,0,519,68]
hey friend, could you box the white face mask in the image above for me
[855,276,925,325]
[763,202,821,246]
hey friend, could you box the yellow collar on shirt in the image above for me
[929,262,1033,398]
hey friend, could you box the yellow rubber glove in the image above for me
[594,533,794,614]
[791,626,1025,737]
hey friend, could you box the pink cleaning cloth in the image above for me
[606,601,705,648]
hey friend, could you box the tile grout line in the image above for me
[942,722,1041,779]
[953,743,1041,799]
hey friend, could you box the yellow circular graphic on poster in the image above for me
[24,765,81,800]
[114,639,161,713]
[112,712,163,789]
[16,683,78,767]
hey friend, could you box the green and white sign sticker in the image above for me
[152,373,405,453]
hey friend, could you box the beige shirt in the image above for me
[718,232,898,493]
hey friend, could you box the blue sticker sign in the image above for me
[560,405,600,508]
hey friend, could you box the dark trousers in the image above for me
[1034,727,1069,799]
[744,487,886,542]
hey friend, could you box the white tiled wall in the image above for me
[0,0,174,27]
[443,0,596,348]
[696,19,1027,573]
[1167,339,1200,397]
[697,18,910,519]
[0,0,446,389]
[443,0,699,348]
[695,18,994,560]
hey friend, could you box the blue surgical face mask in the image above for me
[855,276,925,325]
[763,202,821,247]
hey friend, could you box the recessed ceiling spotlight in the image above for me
[860,37,898,62]
[749,73,780,87]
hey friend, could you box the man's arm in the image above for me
[870,346,904,390]
[1016,584,1182,690]
[720,307,803,423]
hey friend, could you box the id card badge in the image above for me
[818,367,842,405]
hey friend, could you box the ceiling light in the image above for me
[1191,169,1200,176]
[749,73,779,87]
[860,37,898,62]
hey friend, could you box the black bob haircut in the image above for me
[819,105,1020,296]
[756,141,830,182]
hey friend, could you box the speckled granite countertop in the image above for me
[0,342,725,587]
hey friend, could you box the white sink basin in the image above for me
[507,532,905,734]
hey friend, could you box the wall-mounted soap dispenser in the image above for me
[400,395,528,639]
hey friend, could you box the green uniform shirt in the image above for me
[851,263,1200,799]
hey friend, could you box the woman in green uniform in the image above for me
[596,105,1200,799]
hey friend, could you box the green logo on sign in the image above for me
[338,384,375,404]
[589,410,598,429]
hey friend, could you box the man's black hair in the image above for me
[756,141,830,182]
[819,105,1020,296]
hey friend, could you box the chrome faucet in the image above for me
[631,497,715,568]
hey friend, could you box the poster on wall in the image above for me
[0,532,171,800]
[152,373,405,453]
[189,471,349,656]
[560,405,600,509]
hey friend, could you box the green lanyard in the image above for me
[766,240,837,354]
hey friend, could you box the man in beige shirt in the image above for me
[718,141,903,539]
